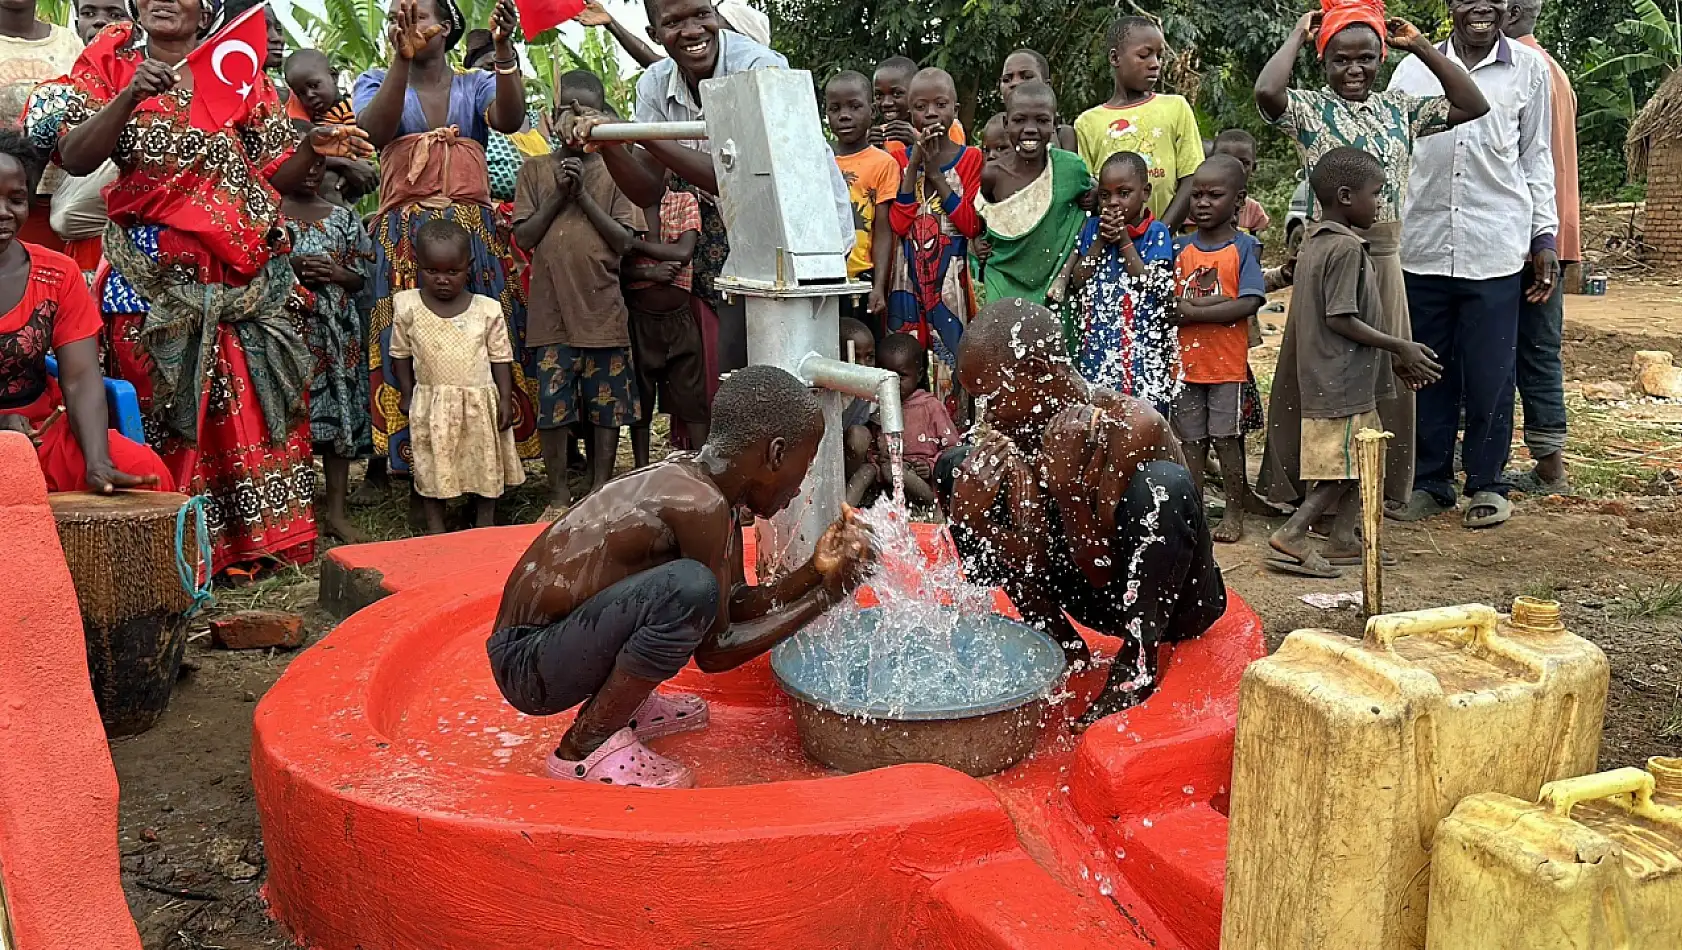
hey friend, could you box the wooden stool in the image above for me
[49,491,196,737]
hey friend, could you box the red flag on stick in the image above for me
[516,0,587,37]
[186,3,269,131]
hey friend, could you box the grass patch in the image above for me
[1661,685,1682,741]
[1614,581,1682,620]
[1555,394,1682,498]
[1520,575,1559,603]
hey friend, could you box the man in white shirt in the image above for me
[583,0,854,376]
[1389,0,1557,529]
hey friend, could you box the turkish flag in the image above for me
[186,3,268,131]
[516,0,587,37]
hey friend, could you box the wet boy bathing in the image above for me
[942,301,1226,728]
[491,366,875,789]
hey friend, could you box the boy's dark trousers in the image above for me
[1405,271,1523,505]
[939,452,1227,663]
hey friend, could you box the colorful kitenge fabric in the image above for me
[57,24,297,283]
[527,343,641,429]
[63,23,315,571]
[1271,87,1452,223]
[1071,215,1179,413]
[356,71,540,470]
[286,206,374,459]
[366,203,540,471]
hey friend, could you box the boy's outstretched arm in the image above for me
[695,515,872,672]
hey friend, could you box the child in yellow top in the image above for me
[1074,16,1204,228]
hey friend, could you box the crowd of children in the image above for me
[5,0,1466,567]
[823,10,1460,583]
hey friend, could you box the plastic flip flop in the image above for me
[546,728,695,789]
[1263,553,1343,579]
[1385,489,1455,523]
[629,690,710,741]
[1463,491,1512,529]
[1324,551,1399,567]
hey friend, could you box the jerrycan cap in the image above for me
[1509,596,1565,632]
[1651,756,1682,796]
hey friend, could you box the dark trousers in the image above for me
[943,454,1227,658]
[486,560,720,716]
[1405,271,1523,503]
[1516,274,1568,459]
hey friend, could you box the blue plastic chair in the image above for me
[42,353,147,445]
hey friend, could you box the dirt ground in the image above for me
[108,276,1682,949]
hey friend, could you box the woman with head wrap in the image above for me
[54,0,373,572]
[1253,0,1488,509]
[354,0,538,480]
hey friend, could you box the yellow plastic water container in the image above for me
[1426,758,1682,950]
[1220,599,1609,950]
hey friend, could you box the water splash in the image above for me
[883,431,907,507]
[783,496,1028,718]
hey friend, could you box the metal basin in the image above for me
[771,608,1064,777]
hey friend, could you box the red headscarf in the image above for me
[1317,0,1388,56]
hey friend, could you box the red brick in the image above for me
[209,610,305,650]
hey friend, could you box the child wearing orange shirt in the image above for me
[1172,156,1268,544]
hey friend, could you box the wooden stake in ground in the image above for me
[1356,428,1393,617]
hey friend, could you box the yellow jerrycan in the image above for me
[1220,599,1609,950]
[1426,758,1682,949]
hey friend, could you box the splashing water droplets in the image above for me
[787,496,1016,718]
[883,431,907,507]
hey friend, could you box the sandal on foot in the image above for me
[1386,490,1455,522]
[629,690,710,741]
[1463,491,1512,529]
[1324,549,1399,567]
[1264,551,1343,579]
[546,728,695,788]
[1506,468,1571,497]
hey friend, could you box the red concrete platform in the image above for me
[0,433,142,950]
[257,523,1263,950]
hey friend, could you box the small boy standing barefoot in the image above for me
[1267,148,1441,578]
[1172,156,1270,543]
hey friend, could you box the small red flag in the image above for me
[186,3,269,131]
[516,0,587,37]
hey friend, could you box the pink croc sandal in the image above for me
[546,728,695,788]
[628,690,710,741]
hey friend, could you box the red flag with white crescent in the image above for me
[186,3,268,130]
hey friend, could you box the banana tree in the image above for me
[1580,0,1682,137]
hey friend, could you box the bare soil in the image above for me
[109,278,1682,949]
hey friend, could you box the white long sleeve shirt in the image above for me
[1390,36,1557,280]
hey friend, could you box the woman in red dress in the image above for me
[0,129,171,493]
[54,0,370,572]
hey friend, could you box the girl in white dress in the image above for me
[390,220,525,533]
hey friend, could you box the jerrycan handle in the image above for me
[1539,768,1656,820]
[1363,604,1499,652]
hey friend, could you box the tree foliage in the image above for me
[763,0,1295,135]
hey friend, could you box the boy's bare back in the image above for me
[494,459,738,632]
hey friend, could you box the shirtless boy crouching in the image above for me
[490,366,874,788]
[937,300,1227,728]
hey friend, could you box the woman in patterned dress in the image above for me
[354,0,538,480]
[282,158,374,544]
[1252,2,1487,508]
[55,0,371,573]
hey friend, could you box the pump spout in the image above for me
[795,353,903,435]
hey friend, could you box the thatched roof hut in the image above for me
[1629,68,1682,262]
